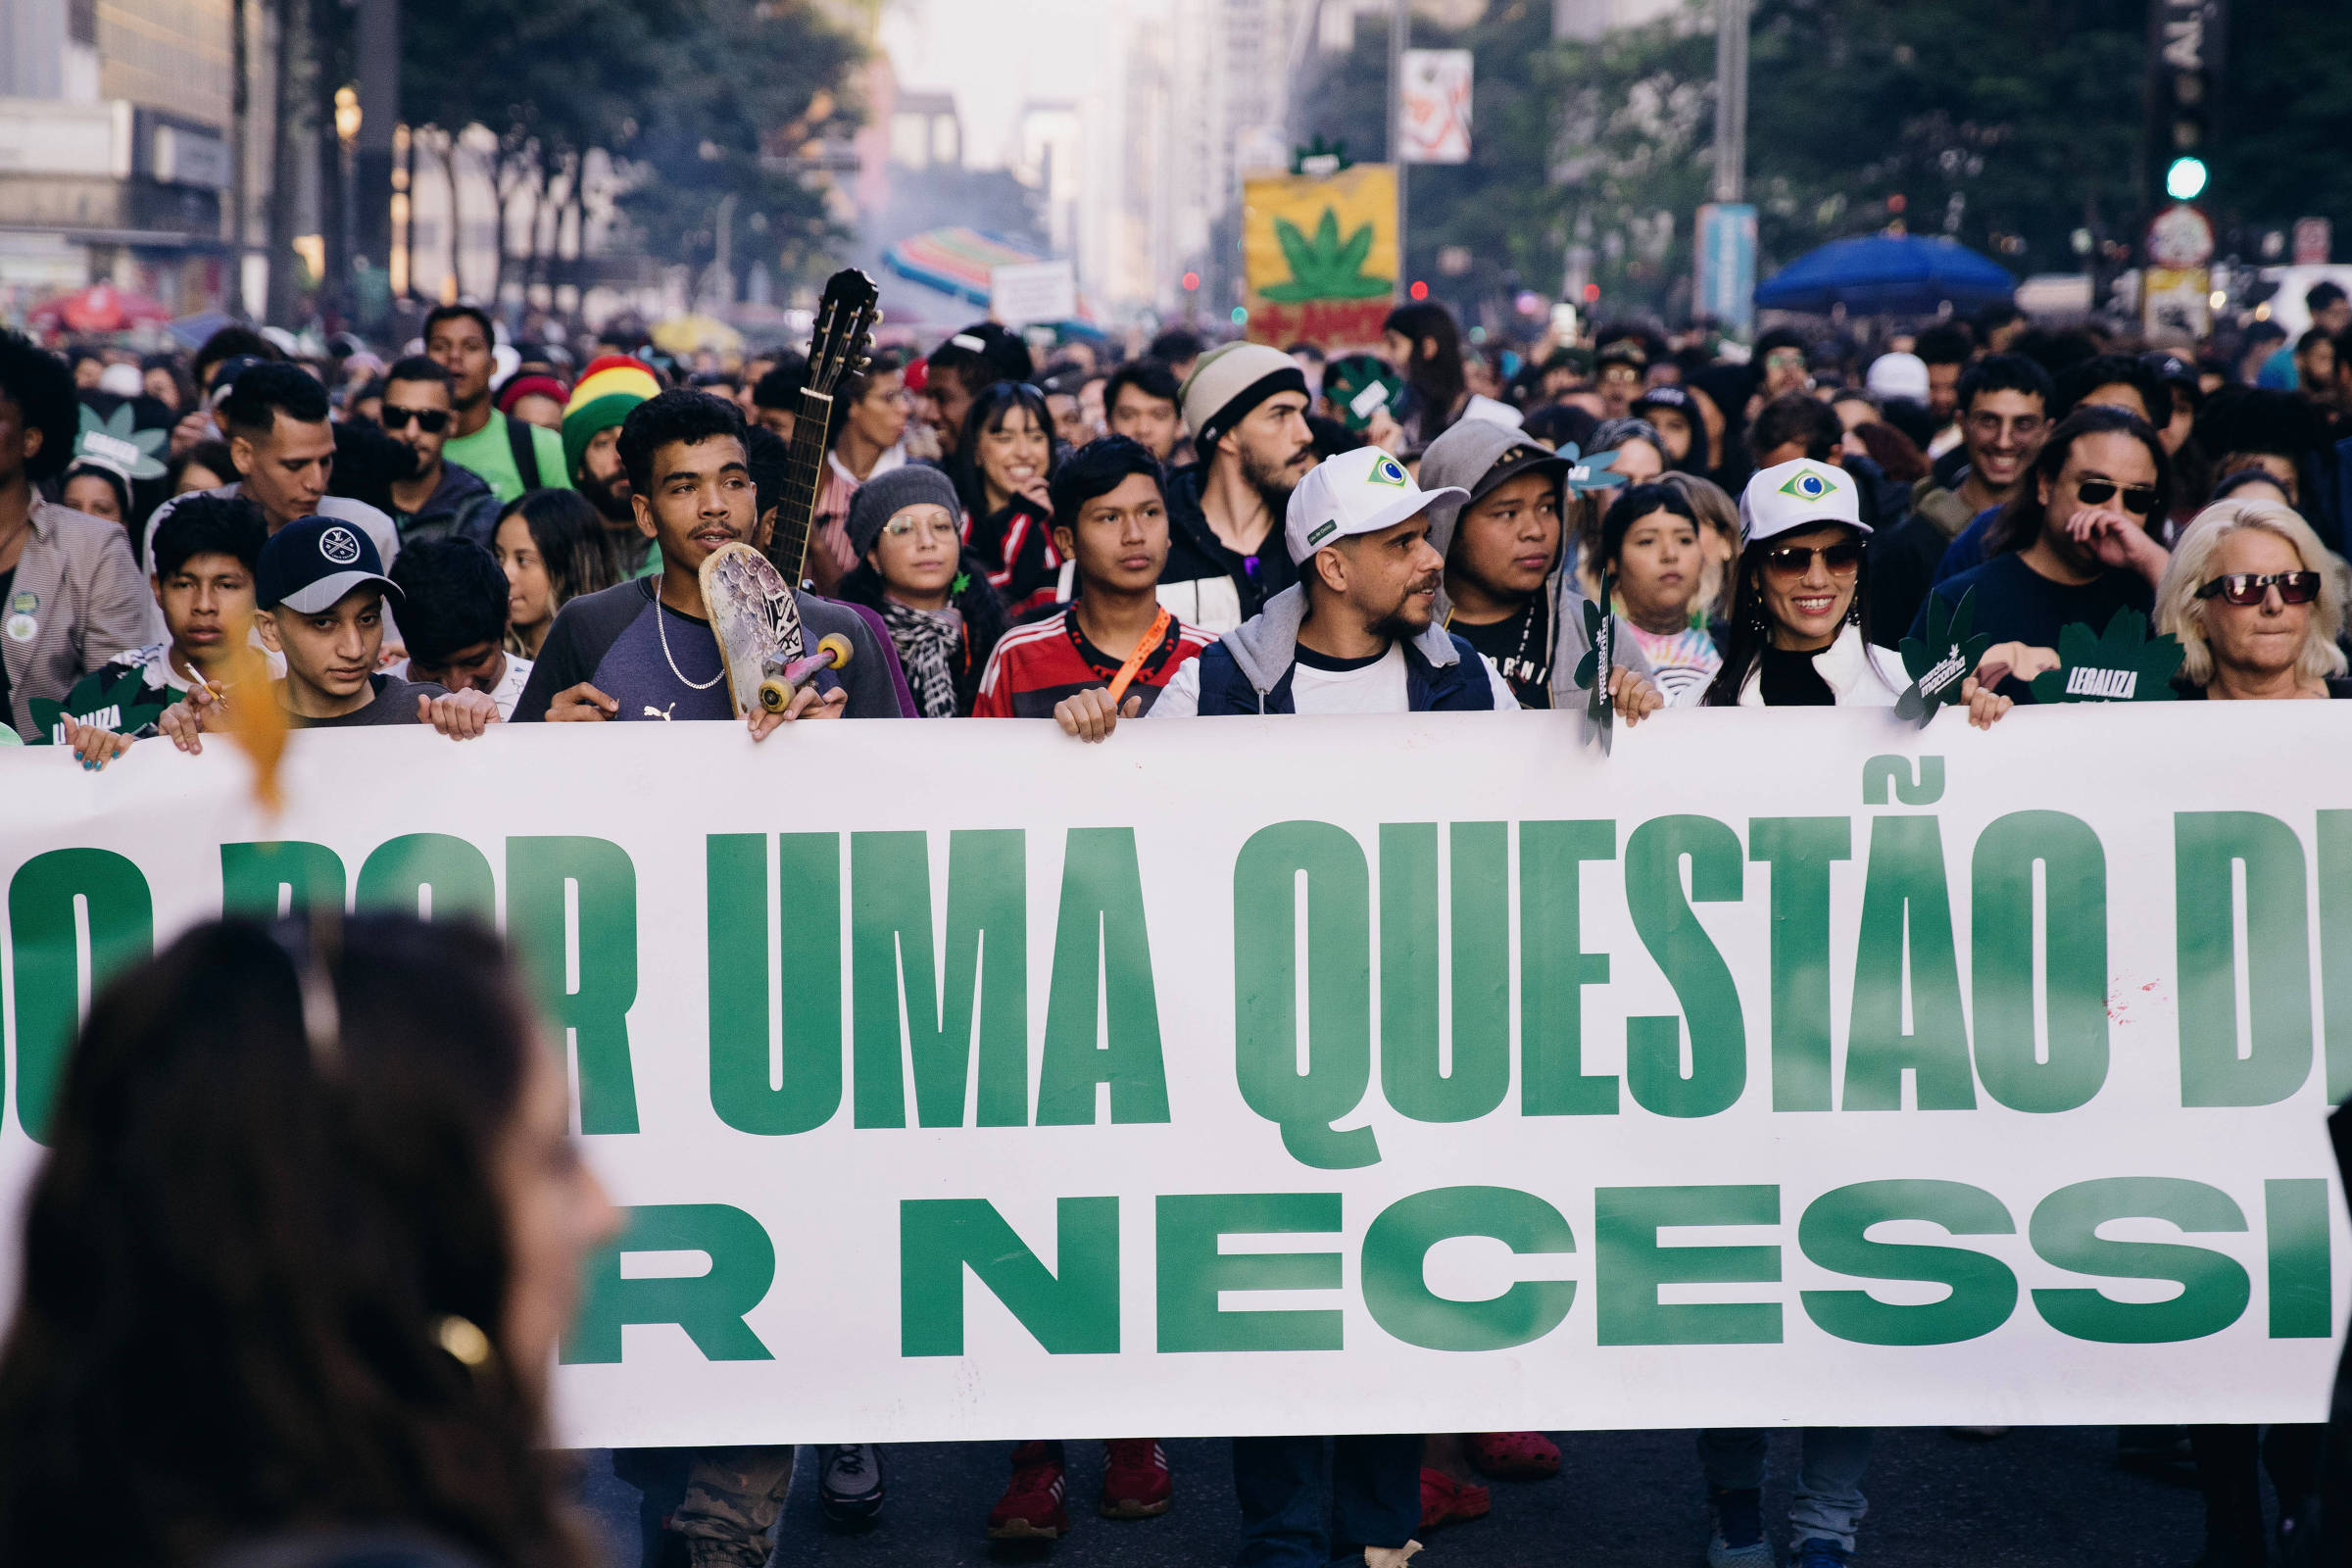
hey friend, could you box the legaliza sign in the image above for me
[2,706,2347,1446]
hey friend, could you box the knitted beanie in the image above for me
[561,355,662,482]
[1178,342,1308,450]
[845,464,963,561]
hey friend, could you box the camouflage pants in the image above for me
[670,1446,797,1568]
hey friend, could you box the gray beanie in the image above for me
[1179,342,1309,450]
[845,464,963,561]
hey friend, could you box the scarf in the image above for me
[880,597,965,718]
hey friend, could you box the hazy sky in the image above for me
[879,0,1147,170]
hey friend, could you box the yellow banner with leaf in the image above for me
[1242,164,1399,351]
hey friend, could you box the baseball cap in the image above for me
[1284,447,1469,565]
[256,516,404,613]
[1414,418,1566,555]
[1865,352,1931,403]
[1739,459,1867,545]
[1631,383,1695,419]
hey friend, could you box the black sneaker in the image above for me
[819,1443,885,1525]
[1793,1538,1851,1568]
[1706,1485,1771,1567]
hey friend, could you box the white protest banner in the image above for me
[990,260,1077,328]
[3,705,2348,1449]
[1399,50,1473,165]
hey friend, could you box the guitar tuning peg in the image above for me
[856,356,871,372]
[872,308,886,325]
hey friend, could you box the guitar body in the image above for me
[699,543,806,719]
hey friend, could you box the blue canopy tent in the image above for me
[1754,234,2016,317]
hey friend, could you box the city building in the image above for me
[0,0,262,321]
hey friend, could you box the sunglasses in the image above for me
[1762,540,1864,577]
[381,405,451,433]
[2197,571,2321,607]
[2075,477,2157,515]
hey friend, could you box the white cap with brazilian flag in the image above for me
[1740,458,1869,545]
[1284,447,1469,565]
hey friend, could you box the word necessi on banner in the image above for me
[2,708,2347,1444]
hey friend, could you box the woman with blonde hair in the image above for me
[2148,498,2339,1567]
[2154,498,2352,701]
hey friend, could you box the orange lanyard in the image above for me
[1105,608,1174,705]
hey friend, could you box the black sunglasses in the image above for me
[2075,477,2157,515]
[2197,571,2321,607]
[380,405,451,434]
[1762,540,1864,577]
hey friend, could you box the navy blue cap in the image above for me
[256,515,402,613]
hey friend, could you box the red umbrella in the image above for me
[28,282,174,334]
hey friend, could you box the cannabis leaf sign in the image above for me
[1574,567,1617,754]
[1262,209,1393,303]
[1556,442,1625,496]
[1894,587,1992,727]
[74,403,168,481]
[30,665,171,746]
[2028,608,2182,704]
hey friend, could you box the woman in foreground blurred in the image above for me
[0,915,617,1568]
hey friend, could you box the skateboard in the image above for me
[699,541,854,716]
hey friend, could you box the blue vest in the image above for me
[1191,633,1497,714]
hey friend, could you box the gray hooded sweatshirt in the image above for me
[1415,416,1650,707]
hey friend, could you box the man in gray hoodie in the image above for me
[1415,415,1650,708]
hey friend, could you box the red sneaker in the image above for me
[1100,1438,1173,1518]
[1463,1430,1561,1481]
[987,1441,1069,1541]
[1419,1467,1492,1533]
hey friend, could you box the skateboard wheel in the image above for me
[758,677,794,713]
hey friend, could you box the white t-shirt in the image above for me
[393,651,533,718]
[1152,642,1519,716]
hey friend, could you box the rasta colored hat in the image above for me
[845,464,964,561]
[562,354,662,482]
[1179,342,1308,450]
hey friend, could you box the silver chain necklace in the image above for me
[654,587,726,690]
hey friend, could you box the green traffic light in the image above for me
[2165,156,2209,202]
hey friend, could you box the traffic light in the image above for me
[2148,0,2222,208]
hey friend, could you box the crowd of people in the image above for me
[8,278,2352,1568]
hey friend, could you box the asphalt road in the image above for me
[570,1425,2221,1567]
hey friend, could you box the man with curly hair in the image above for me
[0,330,151,740]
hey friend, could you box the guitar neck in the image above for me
[770,386,835,588]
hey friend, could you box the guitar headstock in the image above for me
[806,268,881,397]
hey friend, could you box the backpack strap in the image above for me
[505,413,542,492]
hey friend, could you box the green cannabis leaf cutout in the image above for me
[74,403,168,481]
[1576,569,1616,754]
[1261,209,1393,302]
[1556,442,1625,495]
[30,665,169,746]
[1894,587,1992,727]
[2029,608,2183,704]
